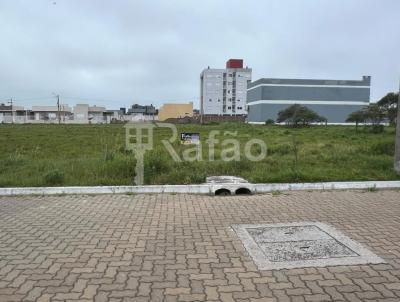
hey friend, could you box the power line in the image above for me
[62,95,200,103]
[0,96,55,102]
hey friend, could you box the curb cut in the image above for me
[0,181,399,196]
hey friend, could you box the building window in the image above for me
[228,106,231,109]
[209,99,212,102]
[218,99,221,102]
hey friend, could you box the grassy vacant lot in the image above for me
[0,123,398,187]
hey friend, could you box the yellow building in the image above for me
[158,102,193,121]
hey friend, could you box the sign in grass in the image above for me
[180,132,200,145]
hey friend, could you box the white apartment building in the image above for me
[200,59,252,116]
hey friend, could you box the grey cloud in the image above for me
[0,0,399,109]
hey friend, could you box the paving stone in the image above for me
[165,287,191,295]
[0,190,400,301]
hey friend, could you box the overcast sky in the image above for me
[0,0,399,110]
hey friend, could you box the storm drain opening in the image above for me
[232,222,385,270]
[235,187,252,195]
[214,188,231,196]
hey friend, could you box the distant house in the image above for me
[73,104,107,124]
[31,105,72,122]
[0,104,14,123]
[127,104,157,115]
[0,104,30,123]
[158,102,193,121]
[122,103,158,122]
[89,105,106,123]
[73,104,90,122]
[104,109,125,123]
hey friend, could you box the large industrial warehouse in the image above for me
[247,76,371,124]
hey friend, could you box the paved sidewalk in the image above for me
[1,190,400,302]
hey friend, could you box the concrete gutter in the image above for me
[0,180,399,196]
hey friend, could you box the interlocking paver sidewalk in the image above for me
[1,190,400,301]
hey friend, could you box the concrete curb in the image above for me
[0,181,399,196]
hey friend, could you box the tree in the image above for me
[378,92,399,125]
[347,104,385,133]
[277,104,327,127]
[346,109,366,131]
[364,104,385,125]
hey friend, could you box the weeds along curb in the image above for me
[0,181,400,196]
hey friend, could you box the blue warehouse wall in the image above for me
[258,86,369,102]
[247,103,367,123]
[246,77,371,124]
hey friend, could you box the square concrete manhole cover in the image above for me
[232,222,384,270]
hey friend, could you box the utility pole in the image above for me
[200,98,203,125]
[56,94,61,124]
[394,79,400,173]
[8,98,14,124]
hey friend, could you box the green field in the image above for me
[0,123,398,187]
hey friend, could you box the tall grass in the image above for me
[0,123,399,187]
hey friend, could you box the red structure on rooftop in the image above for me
[226,59,243,69]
